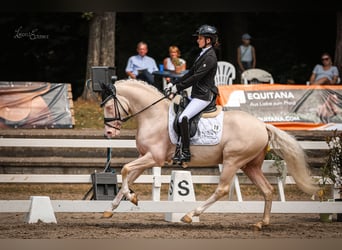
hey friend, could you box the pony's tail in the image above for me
[266,124,318,196]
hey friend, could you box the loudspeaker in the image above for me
[91,172,119,200]
[91,66,116,92]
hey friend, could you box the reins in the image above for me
[102,94,167,130]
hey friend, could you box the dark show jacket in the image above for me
[173,47,218,101]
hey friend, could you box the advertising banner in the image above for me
[217,84,342,130]
[0,82,74,128]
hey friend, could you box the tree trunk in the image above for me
[335,12,342,77]
[82,12,116,100]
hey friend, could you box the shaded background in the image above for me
[0,12,337,100]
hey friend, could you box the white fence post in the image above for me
[152,167,161,201]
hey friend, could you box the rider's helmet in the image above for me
[193,24,218,45]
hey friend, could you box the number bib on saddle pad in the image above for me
[168,104,224,145]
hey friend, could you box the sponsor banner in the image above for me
[217,84,342,130]
[0,82,74,128]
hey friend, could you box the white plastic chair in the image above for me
[214,61,236,86]
[241,68,274,84]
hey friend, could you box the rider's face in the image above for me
[197,35,210,48]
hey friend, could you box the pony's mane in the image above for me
[115,79,165,98]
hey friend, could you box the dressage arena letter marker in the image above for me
[24,196,57,224]
[165,170,199,223]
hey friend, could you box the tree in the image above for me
[335,12,342,77]
[82,12,116,100]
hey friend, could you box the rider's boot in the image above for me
[179,116,191,162]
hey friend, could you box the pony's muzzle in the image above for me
[104,127,120,138]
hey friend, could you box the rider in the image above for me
[166,24,219,163]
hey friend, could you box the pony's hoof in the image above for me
[181,215,192,223]
[102,211,114,219]
[181,162,188,168]
[252,222,263,230]
[131,193,139,206]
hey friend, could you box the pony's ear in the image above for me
[100,82,106,89]
[100,82,116,106]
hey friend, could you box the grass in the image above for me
[73,99,137,129]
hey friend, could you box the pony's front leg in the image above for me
[102,152,156,218]
[103,189,124,218]
[102,168,144,218]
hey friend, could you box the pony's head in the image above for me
[99,79,169,138]
[100,82,130,138]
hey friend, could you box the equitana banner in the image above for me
[217,84,342,130]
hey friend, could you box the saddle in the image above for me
[173,91,221,138]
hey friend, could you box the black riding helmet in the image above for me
[193,24,218,45]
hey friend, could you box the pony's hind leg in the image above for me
[181,162,238,223]
[243,153,274,230]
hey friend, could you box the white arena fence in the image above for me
[0,138,341,215]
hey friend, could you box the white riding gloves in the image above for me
[170,85,178,94]
[164,83,178,99]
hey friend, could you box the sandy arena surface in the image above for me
[0,183,342,239]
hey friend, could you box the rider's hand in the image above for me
[166,83,173,89]
[164,83,177,99]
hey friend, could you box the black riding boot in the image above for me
[173,117,191,163]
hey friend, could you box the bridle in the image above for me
[101,85,167,130]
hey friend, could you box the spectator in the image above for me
[309,53,339,85]
[163,45,186,82]
[237,33,256,75]
[125,41,158,86]
[163,45,186,73]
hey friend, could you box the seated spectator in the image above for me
[163,45,186,73]
[309,53,339,85]
[163,45,187,83]
[125,41,158,86]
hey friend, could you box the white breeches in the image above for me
[178,98,211,122]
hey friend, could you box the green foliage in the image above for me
[81,12,94,21]
[321,130,342,187]
[265,150,286,179]
[317,130,342,201]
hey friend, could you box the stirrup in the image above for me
[180,150,191,163]
[172,144,182,164]
[173,149,191,165]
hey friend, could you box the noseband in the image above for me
[101,85,166,130]
[101,93,130,130]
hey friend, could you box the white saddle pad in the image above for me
[168,105,224,145]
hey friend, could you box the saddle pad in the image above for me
[168,104,224,145]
